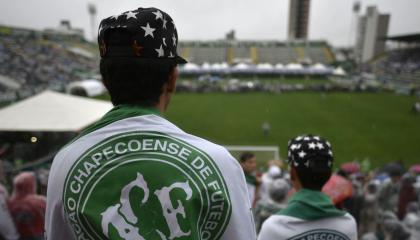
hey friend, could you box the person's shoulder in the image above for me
[167,124,233,159]
[258,215,291,240]
[342,212,358,230]
[261,213,298,230]
[325,213,357,239]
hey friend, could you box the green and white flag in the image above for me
[258,189,357,240]
[45,106,256,240]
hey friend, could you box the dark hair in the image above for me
[100,29,176,106]
[294,156,332,190]
[239,152,255,163]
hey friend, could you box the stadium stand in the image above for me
[0,25,98,102]
[0,24,339,102]
[178,40,335,65]
[372,33,420,85]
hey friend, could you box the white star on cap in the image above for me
[155,44,164,57]
[305,160,310,168]
[163,18,168,29]
[308,142,316,149]
[295,136,303,141]
[153,10,163,20]
[110,14,119,20]
[291,144,301,150]
[98,24,105,34]
[313,136,320,141]
[162,37,167,46]
[172,20,176,30]
[326,141,331,147]
[169,51,174,58]
[303,137,310,141]
[316,142,324,149]
[172,33,177,46]
[298,150,306,158]
[293,160,299,167]
[328,160,332,167]
[125,11,137,20]
[141,23,155,38]
[328,150,333,156]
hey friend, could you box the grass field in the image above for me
[161,92,420,169]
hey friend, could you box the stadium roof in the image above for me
[0,91,112,132]
[386,33,420,42]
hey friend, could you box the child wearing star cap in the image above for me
[258,134,358,240]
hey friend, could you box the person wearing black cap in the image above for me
[258,135,357,240]
[45,7,255,240]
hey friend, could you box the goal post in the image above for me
[224,145,281,168]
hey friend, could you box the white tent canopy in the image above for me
[312,63,327,70]
[333,67,347,76]
[286,63,303,70]
[0,90,112,132]
[256,63,274,70]
[67,79,106,97]
[233,63,251,70]
[182,62,200,70]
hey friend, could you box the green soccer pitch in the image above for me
[164,92,420,169]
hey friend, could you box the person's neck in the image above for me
[155,91,172,114]
[292,180,302,191]
[155,102,165,114]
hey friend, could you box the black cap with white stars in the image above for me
[98,7,187,64]
[287,135,333,171]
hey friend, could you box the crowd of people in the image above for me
[240,151,420,240]
[1,152,419,239]
[0,171,45,240]
[374,47,420,85]
[0,29,97,102]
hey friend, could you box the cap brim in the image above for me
[175,56,188,64]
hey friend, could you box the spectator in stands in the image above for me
[409,218,420,240]
[403,202,419,232]
[8,172,45,240]
[45,7,255,240]
[378,164,404,213]
[359,181,379,235]
[240,152,261,207]
[0,183,19,240]
[398,175,418,219]
[258,135,357,240]
[254,178,290,233]
[259,160,283,201]
[382,219,411,240]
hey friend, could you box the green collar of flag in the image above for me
[244,172,257,186]
[73,105,161,142]
[278,188,345,220]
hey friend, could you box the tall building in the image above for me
[288,0,311,40]
[355,6,390,62]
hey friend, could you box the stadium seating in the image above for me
[374,47,420,84]
[0,25,98,102]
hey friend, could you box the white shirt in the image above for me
[46,112,256,240]
[258,213,357,240]
[0,187,19,240]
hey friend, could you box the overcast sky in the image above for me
[0,0,419,47]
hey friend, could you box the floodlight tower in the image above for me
[88,3,97,41]
[349,1,361,47]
